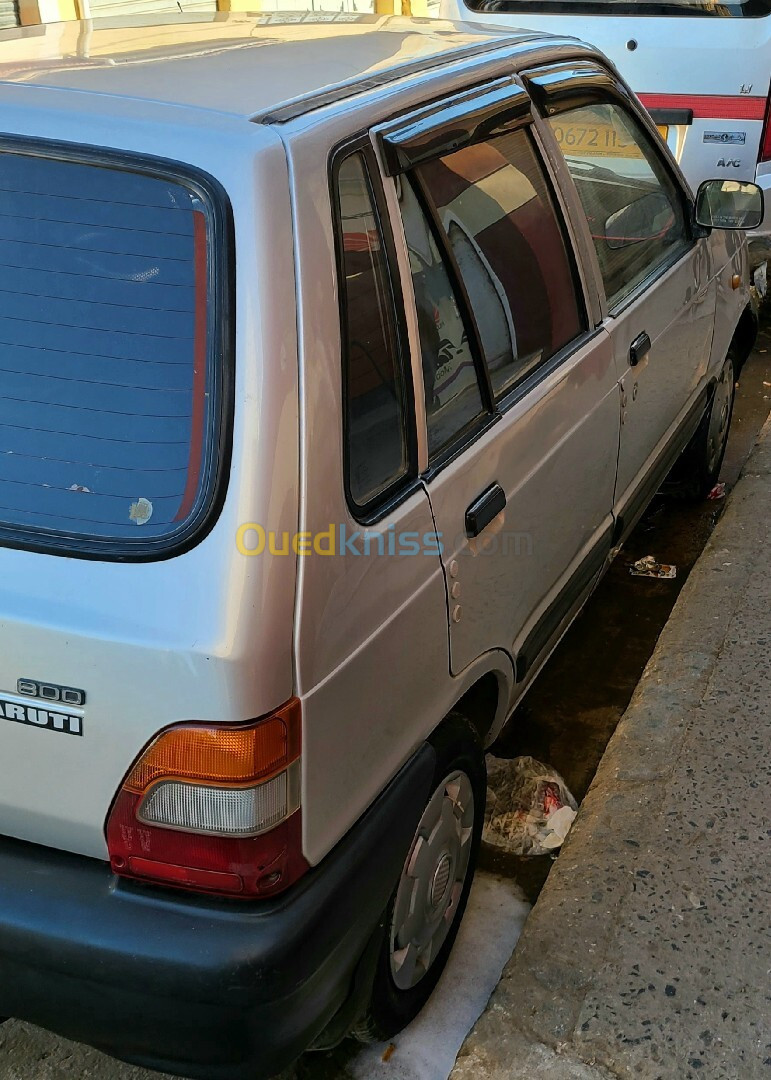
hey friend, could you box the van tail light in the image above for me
[760,90,771,163]
[106,698,308,899]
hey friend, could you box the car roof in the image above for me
[0,13,549,121]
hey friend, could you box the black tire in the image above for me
[350,714,485,1044]
[669,351,736,501]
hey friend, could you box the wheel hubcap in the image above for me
[706,359,734,475]
[430,853,453,908]
[389,770,475,991]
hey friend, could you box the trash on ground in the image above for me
[753,262,767,297]
[483,755,578,857]
[707,482,726,501]
[629,554,677,579]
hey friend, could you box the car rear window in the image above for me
[0,146,229,559]
[466,0,770,15]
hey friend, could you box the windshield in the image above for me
[466,0,771,16]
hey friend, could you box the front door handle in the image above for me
[629,331,651,367]
[465,483,506,538]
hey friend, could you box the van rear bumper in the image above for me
[0,743,435,1080]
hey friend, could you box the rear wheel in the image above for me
[351,716,485,1043]
[670,351,736,500]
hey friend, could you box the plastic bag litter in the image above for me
[754,262,767,298]
[483,756,578,857]
[629,554,677,579]
[707,482,726,501]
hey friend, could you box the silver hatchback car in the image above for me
[0,13,761,1080]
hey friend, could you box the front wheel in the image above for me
[351,716,485,1043]
[670,352,736,501]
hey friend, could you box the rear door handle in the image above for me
[629,331,651,367]
[465,483,506,538]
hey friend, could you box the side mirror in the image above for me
[695,179,764,231]
[605,191,674,250]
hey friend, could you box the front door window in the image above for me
[549,103,690,308]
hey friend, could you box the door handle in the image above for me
[629,332,651,367]
[465,483,506,538]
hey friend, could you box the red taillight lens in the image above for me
[760,93,771,163]
[106,698,308,899]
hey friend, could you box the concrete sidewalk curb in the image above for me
[451,416,771,1080]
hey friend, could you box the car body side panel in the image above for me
[421,331,619,676]
[707,227,753,370]
[283,87,522,868]
[610,244,717,506]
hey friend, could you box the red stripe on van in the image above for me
[638,93,767,121]
[174,210,208,523]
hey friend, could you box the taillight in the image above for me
[760,92,771,163]
[106,698,308,898]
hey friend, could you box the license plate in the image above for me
[551,120,669,158]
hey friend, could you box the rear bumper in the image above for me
[0,744,435,1080]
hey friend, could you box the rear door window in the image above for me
[411,128,586,400]
[0,147,228,557]
[397,175,486,458]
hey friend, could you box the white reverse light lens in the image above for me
[138,769,297,836]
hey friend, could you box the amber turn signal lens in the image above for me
[123,697,301,794]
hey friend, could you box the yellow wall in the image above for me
[19,0,81,25]
[12,0,432,23]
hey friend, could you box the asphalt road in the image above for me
[1,332,770,1080]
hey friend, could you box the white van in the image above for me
[0,12,761,1080]
[439,0,771,277]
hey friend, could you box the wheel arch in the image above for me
[450,667,511,748]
